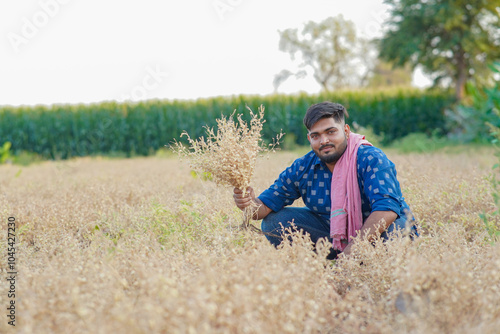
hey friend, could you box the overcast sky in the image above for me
[0,0,430,107]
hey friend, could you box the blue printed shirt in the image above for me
[258,146,414,229]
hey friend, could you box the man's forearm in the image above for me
[342,210,397,256]
[252,198,272,220]
[357,210,397,242]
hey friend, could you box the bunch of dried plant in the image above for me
[173,105,282,229]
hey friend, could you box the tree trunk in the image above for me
[455,51,467,102]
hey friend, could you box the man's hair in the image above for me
[303,102,349,130]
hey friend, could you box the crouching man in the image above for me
[233,101,417,258]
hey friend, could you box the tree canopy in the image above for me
[275,15,375,92]
[379,0,500,101]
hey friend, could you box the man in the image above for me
[233,102,417,257]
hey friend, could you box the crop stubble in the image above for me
[0,149,499,333]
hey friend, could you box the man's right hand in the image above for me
[233,187,272,220]
[233,187,256,211]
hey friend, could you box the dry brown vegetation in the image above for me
[173,106,281,228]
[0,148,499,333]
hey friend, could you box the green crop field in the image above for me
[0,89,453,159]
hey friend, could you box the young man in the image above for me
[233,102,417,257]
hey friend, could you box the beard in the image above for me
[315,137,348,165]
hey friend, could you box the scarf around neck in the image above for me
[330,132,372,251]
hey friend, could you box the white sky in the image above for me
[0,0,431,107]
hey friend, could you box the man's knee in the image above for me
[261,213,286,234]
[260,216,282,247]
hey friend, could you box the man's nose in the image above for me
[320,134,330,145]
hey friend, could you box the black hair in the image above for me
[303,102,349,130]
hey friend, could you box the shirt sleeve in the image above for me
[258,163,301,213]
[358,147,403,217]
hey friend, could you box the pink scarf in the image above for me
[330,132,372,251]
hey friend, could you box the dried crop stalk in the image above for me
[173,105,282,230]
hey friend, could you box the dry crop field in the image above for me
[0,148,499,333]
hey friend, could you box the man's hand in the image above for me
[233,187,256,211]
[233,187,272,220]
[340,210,397,257]
[342,242,354,257]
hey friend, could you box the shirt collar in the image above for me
[309,150,329,170]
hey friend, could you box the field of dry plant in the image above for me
[0,148,499,333]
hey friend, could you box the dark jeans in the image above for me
[261,207,416,259]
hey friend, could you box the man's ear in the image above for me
[307,133,311,144]
[344,123,350,137]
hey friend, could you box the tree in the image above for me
[379,0,500,101]
[366,60,413,88]
[275,15,375,92]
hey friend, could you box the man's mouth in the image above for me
[320,144,334,152]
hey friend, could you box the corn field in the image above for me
[0,89,453,159]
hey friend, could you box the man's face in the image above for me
[307,117,350,165]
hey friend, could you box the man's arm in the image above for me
[233,187,272,220]
[342,210,397,256]
[343,146,405,256]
